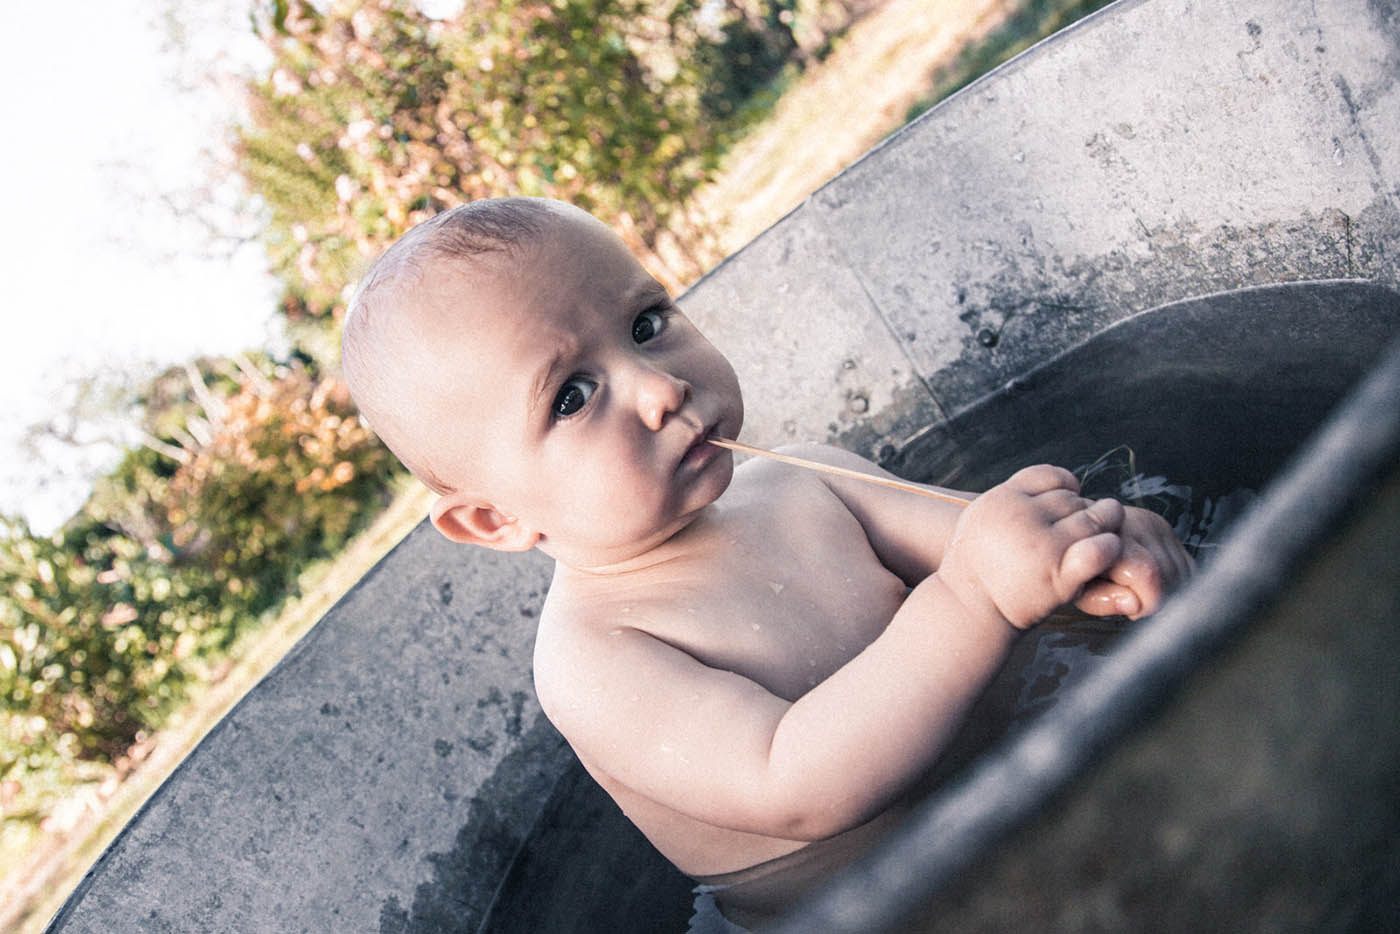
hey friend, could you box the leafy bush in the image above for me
[163,365,399,626]
[1,361,398,766]
[237,0,728,330]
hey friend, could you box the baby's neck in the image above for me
[549,502,727,579]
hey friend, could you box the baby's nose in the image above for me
[636,367,689,431]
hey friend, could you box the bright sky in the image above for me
[0,1,280,533]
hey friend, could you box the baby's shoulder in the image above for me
[729,442,850,504]
[531,571,697,727]
[530,586,603,718]
[728,442,870,527]
[533,567,673,663]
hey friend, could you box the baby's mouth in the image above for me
[679,424,717,469]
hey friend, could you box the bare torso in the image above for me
[535,456,909,876]
[531,447,1188,927]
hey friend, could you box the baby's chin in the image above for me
[682,447,736,510]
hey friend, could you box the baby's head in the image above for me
[342,197,744,569]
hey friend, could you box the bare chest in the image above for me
[636,481,908,701]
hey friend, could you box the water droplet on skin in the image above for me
[768,581,785,595]
[607,628,623,636]
[621,606,631,614]
[807,659,817,667]
[751,623,761,632]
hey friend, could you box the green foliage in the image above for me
[692,1,799,121]
[2,360,399,775]
[162,364,400,624]
[232,0,840,354]
[236,0,733,332]
[1,709,114,863]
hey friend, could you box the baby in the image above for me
[341,197,1191,929]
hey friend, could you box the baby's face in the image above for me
[419,210,743,567]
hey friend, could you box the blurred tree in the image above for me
[691,0,799,120]
[236,0,729,357]
[2,356,398,764]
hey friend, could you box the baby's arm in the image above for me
[799,444,1189,620]
[774,443,973,585]
[537,465,1123,842]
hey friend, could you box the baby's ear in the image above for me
[431,494,539,552]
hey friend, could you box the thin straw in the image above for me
[707,437,971,507]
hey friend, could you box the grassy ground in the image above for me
[691,0,1023,257]
[3,1,1114,928]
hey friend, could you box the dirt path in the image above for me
[693,0,1018,256]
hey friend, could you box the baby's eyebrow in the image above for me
[633,281,671,306]
[526,350,570,422]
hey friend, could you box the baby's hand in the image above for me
[939,465,1126,629]
[1073,505,1193,619]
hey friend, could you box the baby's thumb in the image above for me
[1075,579,1142,618]
[1058,532,1122,599]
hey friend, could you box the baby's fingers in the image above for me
[1053,497,1125,539]
[1057,532,1122,599]
[1094,539,1182,619]
[1123,508,1194,588]
[1006,463,1081,496]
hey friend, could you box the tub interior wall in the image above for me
[894,281,1400,496]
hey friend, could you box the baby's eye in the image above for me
[632,307,667,344]
[552,377,596,419]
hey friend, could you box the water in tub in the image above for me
[999,453,1257,728]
